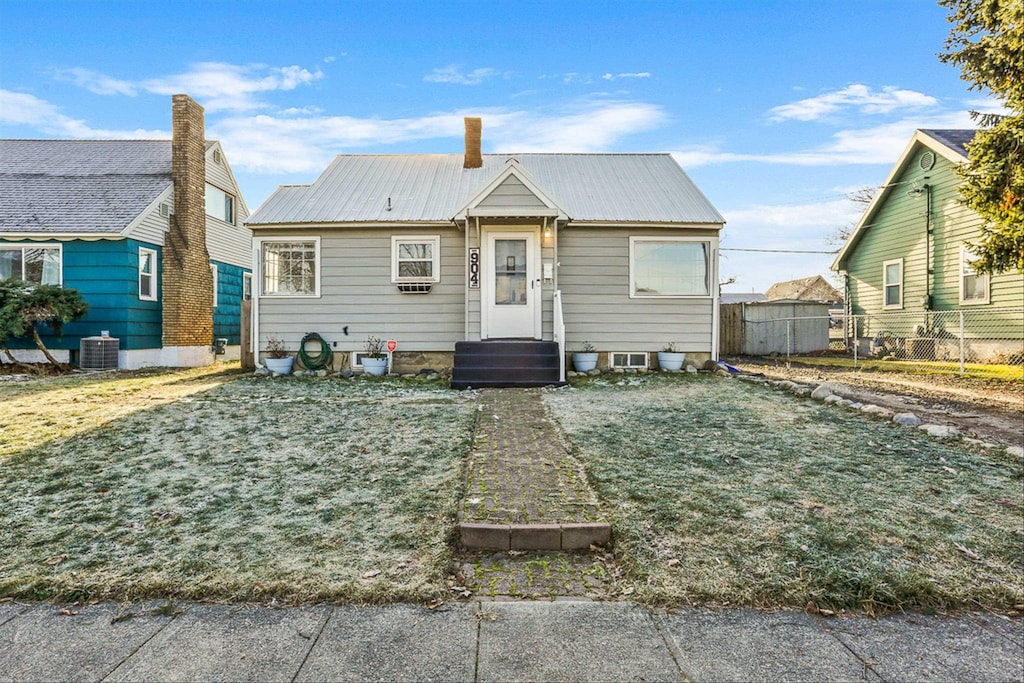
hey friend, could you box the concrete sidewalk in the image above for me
[1,600,1020,682]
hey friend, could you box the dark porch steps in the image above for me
[451,341,563,389]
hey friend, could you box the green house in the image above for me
[832,129,1023,363]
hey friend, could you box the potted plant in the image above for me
[263,336,294,375]
[361,336,389,376]
[657,342,685,371]
[573,341,598,372]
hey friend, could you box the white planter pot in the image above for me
[264,356,294,375]
[657,351,685,371]
[362,357,388,376]
[573,352,598,372]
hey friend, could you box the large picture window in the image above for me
[392,235,440,282]
[629,237,711,297]
[260,239,319,297]
[959,246,989,305]
[139,247,157,300]
[882,258,903,309]
[0,245,62,285]
[205,183,235,224]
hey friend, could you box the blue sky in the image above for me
[0,1,991,293]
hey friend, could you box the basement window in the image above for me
[610,352,648,369]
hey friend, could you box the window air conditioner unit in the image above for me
[80,336,119,371]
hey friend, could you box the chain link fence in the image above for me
[848,307,1024,372]
[723,306,1023,377]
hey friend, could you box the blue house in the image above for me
[0,95,251,368]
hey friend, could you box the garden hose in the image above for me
[298,331,334,370]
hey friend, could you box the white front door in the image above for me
[483,230,540,339]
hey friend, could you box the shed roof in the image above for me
[0,139,214,234]
[248,153,725,226]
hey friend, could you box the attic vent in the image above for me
[80,336,119,371]
[213,149,223,165]
[919,151,935,170]
[159,203,172,218]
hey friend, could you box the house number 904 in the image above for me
[468,248,480,289]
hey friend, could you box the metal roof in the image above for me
[248,153,725,226]
[0,139,215,234]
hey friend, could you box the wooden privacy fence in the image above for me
[719,302,831,356]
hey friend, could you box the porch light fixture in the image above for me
[543,226,552,238]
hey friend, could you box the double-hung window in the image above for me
[882,258,903,309]
[260,238,319,297]
[629,237,712,297]
[139,247,157,300]
[392,235,440,282]
[959,246,989,305]
[0,244,62,285]
[205,184,235,224]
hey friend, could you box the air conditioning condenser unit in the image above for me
[80,336,119,371]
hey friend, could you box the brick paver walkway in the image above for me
[458,389,610,552]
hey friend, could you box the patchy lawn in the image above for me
[0,369,474,604]
[543,374,1024,614]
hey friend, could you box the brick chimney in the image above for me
[163,94,213,356]
[464,117,482,169]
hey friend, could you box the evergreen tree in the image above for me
[939,0,1024,273]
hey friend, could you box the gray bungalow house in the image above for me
[247,118,725,386]
[0,95,251,369]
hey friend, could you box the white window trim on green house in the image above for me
[629,237,713,298]
[138,247,157,301]
[0,243,62,285]
[205,183,235,224]
[882,258,903,310]
[391,235,441,283]
[959,245,990,305]
[258,237,321,298]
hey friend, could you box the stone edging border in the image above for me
[460,522,611,551]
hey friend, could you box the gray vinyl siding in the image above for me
[557,227,718,353]
[477,175,548,209]
[125,196,172,246]
[205,145,251,269]
[257,227,465,353]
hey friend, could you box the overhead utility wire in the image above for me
[721,248,839,254]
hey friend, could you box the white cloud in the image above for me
[51,62,323,112]
[769,84,938,122]
[673,110,977,169]
[0,89,166,138]
[55,67,136,96]
[211,101,668,173]
[423,65,498,85]
[602,72,651,81]
[141,62,324,111]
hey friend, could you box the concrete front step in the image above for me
[460,522,612,551]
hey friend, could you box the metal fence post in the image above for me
[959,310,965,376]
[852,315,858,368]
[786,320,791,364]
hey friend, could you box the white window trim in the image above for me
[257,237,321,299]
[139,247,157,301]
[882,258,903,310]
[959,246,990,305]
[0,243,63,286]
[243,272,253,301]
[628,236,714,298]
[391,235,441,283]
[610,351,649,369]
[205,183,235,225]
[210,263,219,307]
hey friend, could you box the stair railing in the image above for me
[553,289,565,382]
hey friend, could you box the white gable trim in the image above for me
[453,160,568,222]
[206,141,251,217]
[833,130,970,271]
[123,184,174,238]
